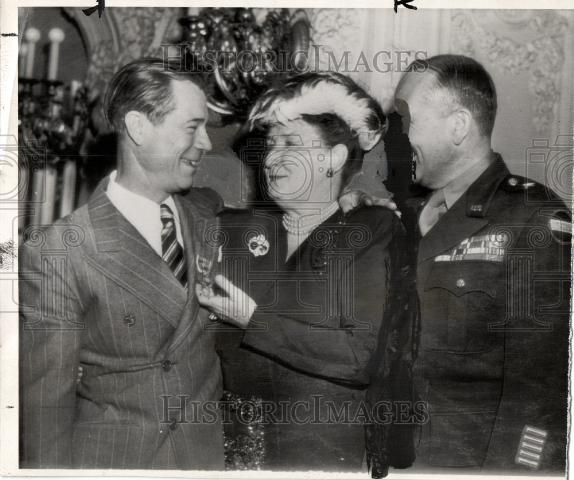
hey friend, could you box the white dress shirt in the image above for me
[106,170,184,257]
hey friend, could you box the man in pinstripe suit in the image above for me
[19,59,225,469]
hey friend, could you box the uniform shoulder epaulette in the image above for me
[500,174,543,193]
[501,174,569,211]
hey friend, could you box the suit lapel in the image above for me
[87,181,187,329]
[166,194,220,353]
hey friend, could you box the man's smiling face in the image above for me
[138,79,212,199]
[394,71,456,189]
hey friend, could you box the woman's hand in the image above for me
[338,190,401,217]
[195,274,257,329]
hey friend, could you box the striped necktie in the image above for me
[160,204,187,287]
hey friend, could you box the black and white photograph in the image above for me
[0,2,572,478]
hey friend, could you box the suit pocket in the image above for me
[75,396,138,426]
[428,410,496,467]
[72,422,143,468]
[422,261,502,353]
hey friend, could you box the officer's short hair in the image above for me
[104,58,205,133]
[406,54,497,137]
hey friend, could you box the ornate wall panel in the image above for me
[66,7,181,131]
[448,9,573,198]
[450,10,569,138]
[308,8,368,77]
[326,8,573,200]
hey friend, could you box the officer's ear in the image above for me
[450,108,473,146]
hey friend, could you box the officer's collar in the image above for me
[464,152,509,218]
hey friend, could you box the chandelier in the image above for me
[178,8,311,120]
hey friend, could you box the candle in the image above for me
[41,166,57,225]
[59,161,77,218]
[24,27,40,78]
[30,168,45,226]
[70,79,81,98]
[47,28,65,81]
[19,43,28,76]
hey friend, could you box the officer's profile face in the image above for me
[394,72,456,189]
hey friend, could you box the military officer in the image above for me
[347,54,570,472]
[398,54,570,472]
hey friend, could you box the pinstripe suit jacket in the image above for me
[19,179,224,469]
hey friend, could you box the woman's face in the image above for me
[264,119,333,207]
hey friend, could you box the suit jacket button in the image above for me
[169,418,178,431]
[162,360,173,372]
[123,314,135,327]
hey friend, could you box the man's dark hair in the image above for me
[103,58,205,132]
[406,54,497,137]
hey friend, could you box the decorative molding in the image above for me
[450,10,568,136]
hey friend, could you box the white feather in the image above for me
[249,80,384,151]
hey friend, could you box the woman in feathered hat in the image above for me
[197,71,418,475]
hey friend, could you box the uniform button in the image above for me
[162,360,173,372]
[456,278,466,288]
[508,177,518,187]
[123,314,135,327]
[169,418,178,431]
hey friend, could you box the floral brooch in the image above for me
[247,234,270,257]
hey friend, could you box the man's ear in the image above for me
[451,108,473,146]
[124,111,148,146]
[331,144,349,174]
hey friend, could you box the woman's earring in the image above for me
[326,168,333,178]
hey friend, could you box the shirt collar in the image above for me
[441,155,494,210]
[106,170,182,256]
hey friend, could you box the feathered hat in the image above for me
[248,72,387,151]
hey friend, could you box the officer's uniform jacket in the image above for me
[19,179,224,469]
[413,154,570,471]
